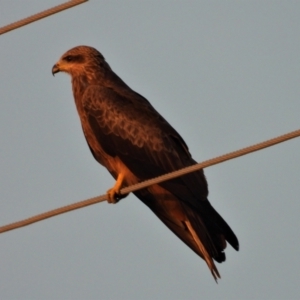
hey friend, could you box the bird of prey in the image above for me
[52,45,239,280]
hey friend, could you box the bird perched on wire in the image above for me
[52,45,239,281]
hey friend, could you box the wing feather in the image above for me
[81,84,239,263]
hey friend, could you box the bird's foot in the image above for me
[106,188,129,204]
[106,173,129,203]
[107,187,121,204]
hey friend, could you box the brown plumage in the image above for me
[52,45,239,281]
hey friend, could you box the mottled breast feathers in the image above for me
[81,84,193,180]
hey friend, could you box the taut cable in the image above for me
[0,128,299,234]
[0,0,88,35]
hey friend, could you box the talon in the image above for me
[107,188,129,203]
[107,187,121,204]
[106,173,129,204]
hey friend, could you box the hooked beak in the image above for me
[52,63,60,76]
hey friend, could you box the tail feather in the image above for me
[198,201,239,251]
[135,184,238,281]
[185,220,220,281]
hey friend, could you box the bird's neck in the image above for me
[71,69,133,110]
[72,74,87,96]
[71,74,91,117]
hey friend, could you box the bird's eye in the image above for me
[64,55,73,62]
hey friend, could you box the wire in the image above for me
[0,128,299,234]
[0,0,88,35]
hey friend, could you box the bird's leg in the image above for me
[106,173,129,203]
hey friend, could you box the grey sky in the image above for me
[1,1,300,299]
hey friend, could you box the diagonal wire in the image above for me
[0,128,299,234]
[0,0,88,35]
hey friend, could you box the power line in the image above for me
[0,128,299,234]
[0,0,88,35]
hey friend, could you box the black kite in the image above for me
[52,46,239,280]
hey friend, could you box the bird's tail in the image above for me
[184,219,220,281]
[181,199,239,281]
[135,185,239,281]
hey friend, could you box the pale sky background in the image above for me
[0,1,300,299]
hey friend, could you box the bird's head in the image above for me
[52,45,106,78]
